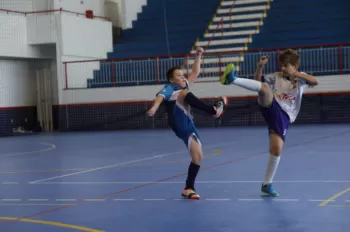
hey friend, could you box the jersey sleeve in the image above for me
[185,79,190,89]
[261,73,277,85]
[298,72,308,87]
[156,84,173,101]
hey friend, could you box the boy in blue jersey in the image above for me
[147,47,228,199]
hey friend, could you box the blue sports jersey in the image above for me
[156,80,201,148]
[156,81,189,101]
[156,81,189,128]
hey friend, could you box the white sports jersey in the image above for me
[263,72,308,123]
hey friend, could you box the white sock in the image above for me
[263,155,280,185]
[232,78,262,92]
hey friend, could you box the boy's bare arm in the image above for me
[147,95,164,116]
[187,47,204,84]
[294,71,319,86]
[254,56,269,82]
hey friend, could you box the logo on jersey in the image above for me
[276,93,296,101]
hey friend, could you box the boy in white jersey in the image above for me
[148,47,228,199]
[220,49,319,196]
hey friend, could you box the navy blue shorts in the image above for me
[260,97,290,141]
[171,104,201,149]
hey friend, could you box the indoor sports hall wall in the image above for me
[0,0,107,15]
[0,0,52,12]
[55,73,350,132]
[62,75,349,103]
[0,2,55,135]
[108,0,147,29]
[0,60,52,134]
[0,0,113,135]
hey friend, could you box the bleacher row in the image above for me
[87,0,350,88]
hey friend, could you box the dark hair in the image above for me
[279,48,300,68]
[166,66,183,81]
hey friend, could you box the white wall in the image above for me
[0,5,113,105]
[0,59,51,107]
[0,14,56,58]
[62,75,350,104]
[0,0,53,12]
[26,14,58,45]
[32,0,54,11]
[60,14,112,58]
[123,0,147,29]
[53,0,106,17]
[63,58,100,89]
[106,0,147,29]
[59,14,113,89]
[104,0,121,27]
[0,0,105,15]
[0,1,57,108]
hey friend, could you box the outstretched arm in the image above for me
[147,95,164,117]
[254,56,269,82]
[294,71,319,86]
[187,47,204,84]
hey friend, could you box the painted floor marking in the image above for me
[0,143,56,158]
[28,150,200,184]
[319,188,350,206]
[28,199,49,202]
[0,198,348,203]
[26,180,350,185]
[56,199,77,202]
[205,198,231,201]
[0,199,21,202]
[28,139,234,184]
[0,216,103,232]
[2,129,349,226]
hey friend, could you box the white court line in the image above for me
[308,199,335,202]
[239,199,263,201]
[84,199,105,202]
[1,182,18,184]
[28,140,237,184]
[273,199,299,202]
[29,180,350,185]
[28,150,186,184]
[113,199,136,201]
[0,198,343,203]
[56,199,77,202]
[143,199,166,201]
[0,143,56,158]
[205,199,230,201]
[1,199,21,202]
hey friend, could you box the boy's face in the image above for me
[169,69,187,88]
[281,63,297,77]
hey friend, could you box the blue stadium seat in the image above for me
[249,0,350,49]
[87,0,350,88]
[88,0,222,88]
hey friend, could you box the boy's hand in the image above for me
[147,106,158,117]
[258,56,269,67]
[196,47,204,56]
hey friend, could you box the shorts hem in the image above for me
[187,133,202,151]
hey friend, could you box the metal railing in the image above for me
[0,8,109,21]
[64,44,350,89]
[229,0,237,30]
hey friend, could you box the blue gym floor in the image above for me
[0,124,349,231]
